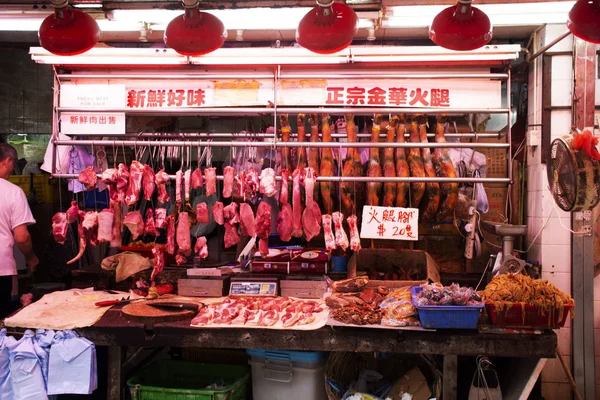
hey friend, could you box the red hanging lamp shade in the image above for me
[429,0,492,51]
[164,0,227,56]
[296,0,358,54]
[567,0,600,44]
[38,0,101,56]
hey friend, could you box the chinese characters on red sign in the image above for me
[361,206,419,241]
[68,115,117,125]
[326,86,450,107]
[126,89,206,108]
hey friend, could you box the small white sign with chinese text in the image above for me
[61,113,125,135]
[360,205,419,241]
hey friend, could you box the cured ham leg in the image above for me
[296,114,308,170]
[142,165,156,201]
[155,169,171,203]
[276,203,293,242]
[280,114,292,170]
[433,115,458,221]
[291,169,303,238]
[394,115,410,208]
[418,116,440,221]
[366,114,383,206]
[341,114,365,222]
[308,114,320,204]
[319,114,335,214]
[205,168,217,196]
[279,169,290,205]
[406,118,426,208]
[332,212,349,251]
[176,212,191,255]
[382,116,397,207]
[78,166,97,191]
[322,214,336,251]
[195,236,208,259]
[223,166,235,198]
[347,215,361,253]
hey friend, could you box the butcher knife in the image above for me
[147,302,201,312]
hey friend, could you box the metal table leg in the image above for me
[107,346,123,400]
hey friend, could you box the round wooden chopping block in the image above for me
[121,298,200,324]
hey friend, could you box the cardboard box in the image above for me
[482,185,508,223]
[347,249,441,286]
[388,367,431,400]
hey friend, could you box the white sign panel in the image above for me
[60,84,126,107]
[360,205,419,241]
[61,113,126,135]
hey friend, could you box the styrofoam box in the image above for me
[247,350,328,400]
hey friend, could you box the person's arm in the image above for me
[13,224,34,261]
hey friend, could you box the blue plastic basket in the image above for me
[411,286,483,329]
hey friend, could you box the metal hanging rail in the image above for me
[67,132,504,139]
[54,139,509,149]
[53,173,509,184]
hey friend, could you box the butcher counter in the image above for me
[70,306,556,400]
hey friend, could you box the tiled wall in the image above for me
[526,24,577,399]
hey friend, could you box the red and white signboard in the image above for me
[61,113,126,135]
[58,78,501,110]
[360,205,419,241]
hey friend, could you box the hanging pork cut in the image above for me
[176,212,191,255]
[184,169,191,202]
[259,168,277,197]
[123,210,144,240]
[155,169,171,203]
[155,208,167,229]
[347,215,361,253]
[276,203,293,242]
[144,209,159,237]
[234,170,246,200]
[255,202,272,257]
[191,168,203,190]
[101,168,119,204]
[308,114,320,204]
[151,246,164,281]
[280,114,292,170]
[432,115,458,221]
[110,202,122,248]
[66,200,79,224]
[332,211,349,251]
[223,202,240,224]
[279,169,290,205]
[212,201,224,225]
[382,116,397,207]
[223,166,235,198]
[303,167,317,207]
[341,114,365,221]
[175,170,183,205]
[366,114,383,206]
[125,161,143,206]
[52,213,68,244]
[302,201,322,242]
[224,221,240,248]
[195,236,209,259]
[319,114,335,214]
[78,167,97,191]
[394,115,410,208]
[196,202,210,224]
[205,167,216,196]
[116,163,129,203]
[291,168,303,238]
[296,114,308,170]
[142,165,156,201]
[245,168,259,198]
[418,116,440,221]
[406,117,426,208]
[166,215,176,255]
[97,208,114,243]
[239,203,256,237]
[322,214,336,251]
[67,214,86,265]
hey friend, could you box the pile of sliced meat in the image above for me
[191,297,326,328]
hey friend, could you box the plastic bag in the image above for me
[379,288,419,327]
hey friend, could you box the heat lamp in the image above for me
[38,0,101,56]
[164,0,227,56]
[429,0,492,51]
[296,0,358,54]
[567,0,600,44]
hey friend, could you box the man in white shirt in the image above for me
[0,144,38,318]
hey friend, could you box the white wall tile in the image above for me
[527,145,541,167]
[550,110,572,140]
[556,327,571,356]
[596,357,600,383]
[527,242,542,262]
[541,382,571,400]
[550,55,573,83]
[596,79,600,106]
[542,271,572,295]
[542,356,570,383]
[541,244,571,273]
[595,329,600,357]
[526,217,543,245]
[527,191,539,219]
[544,24,572,51]
[595,276,600,299]
[541,217,571,246]
[541,189,571,220]
[527,164,539,192]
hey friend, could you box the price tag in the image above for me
[360,205,419,241]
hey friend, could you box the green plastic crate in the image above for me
[127,360,249,400]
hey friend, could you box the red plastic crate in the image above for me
[486,302,573,328]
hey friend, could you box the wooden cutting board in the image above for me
[121,297,203,325]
